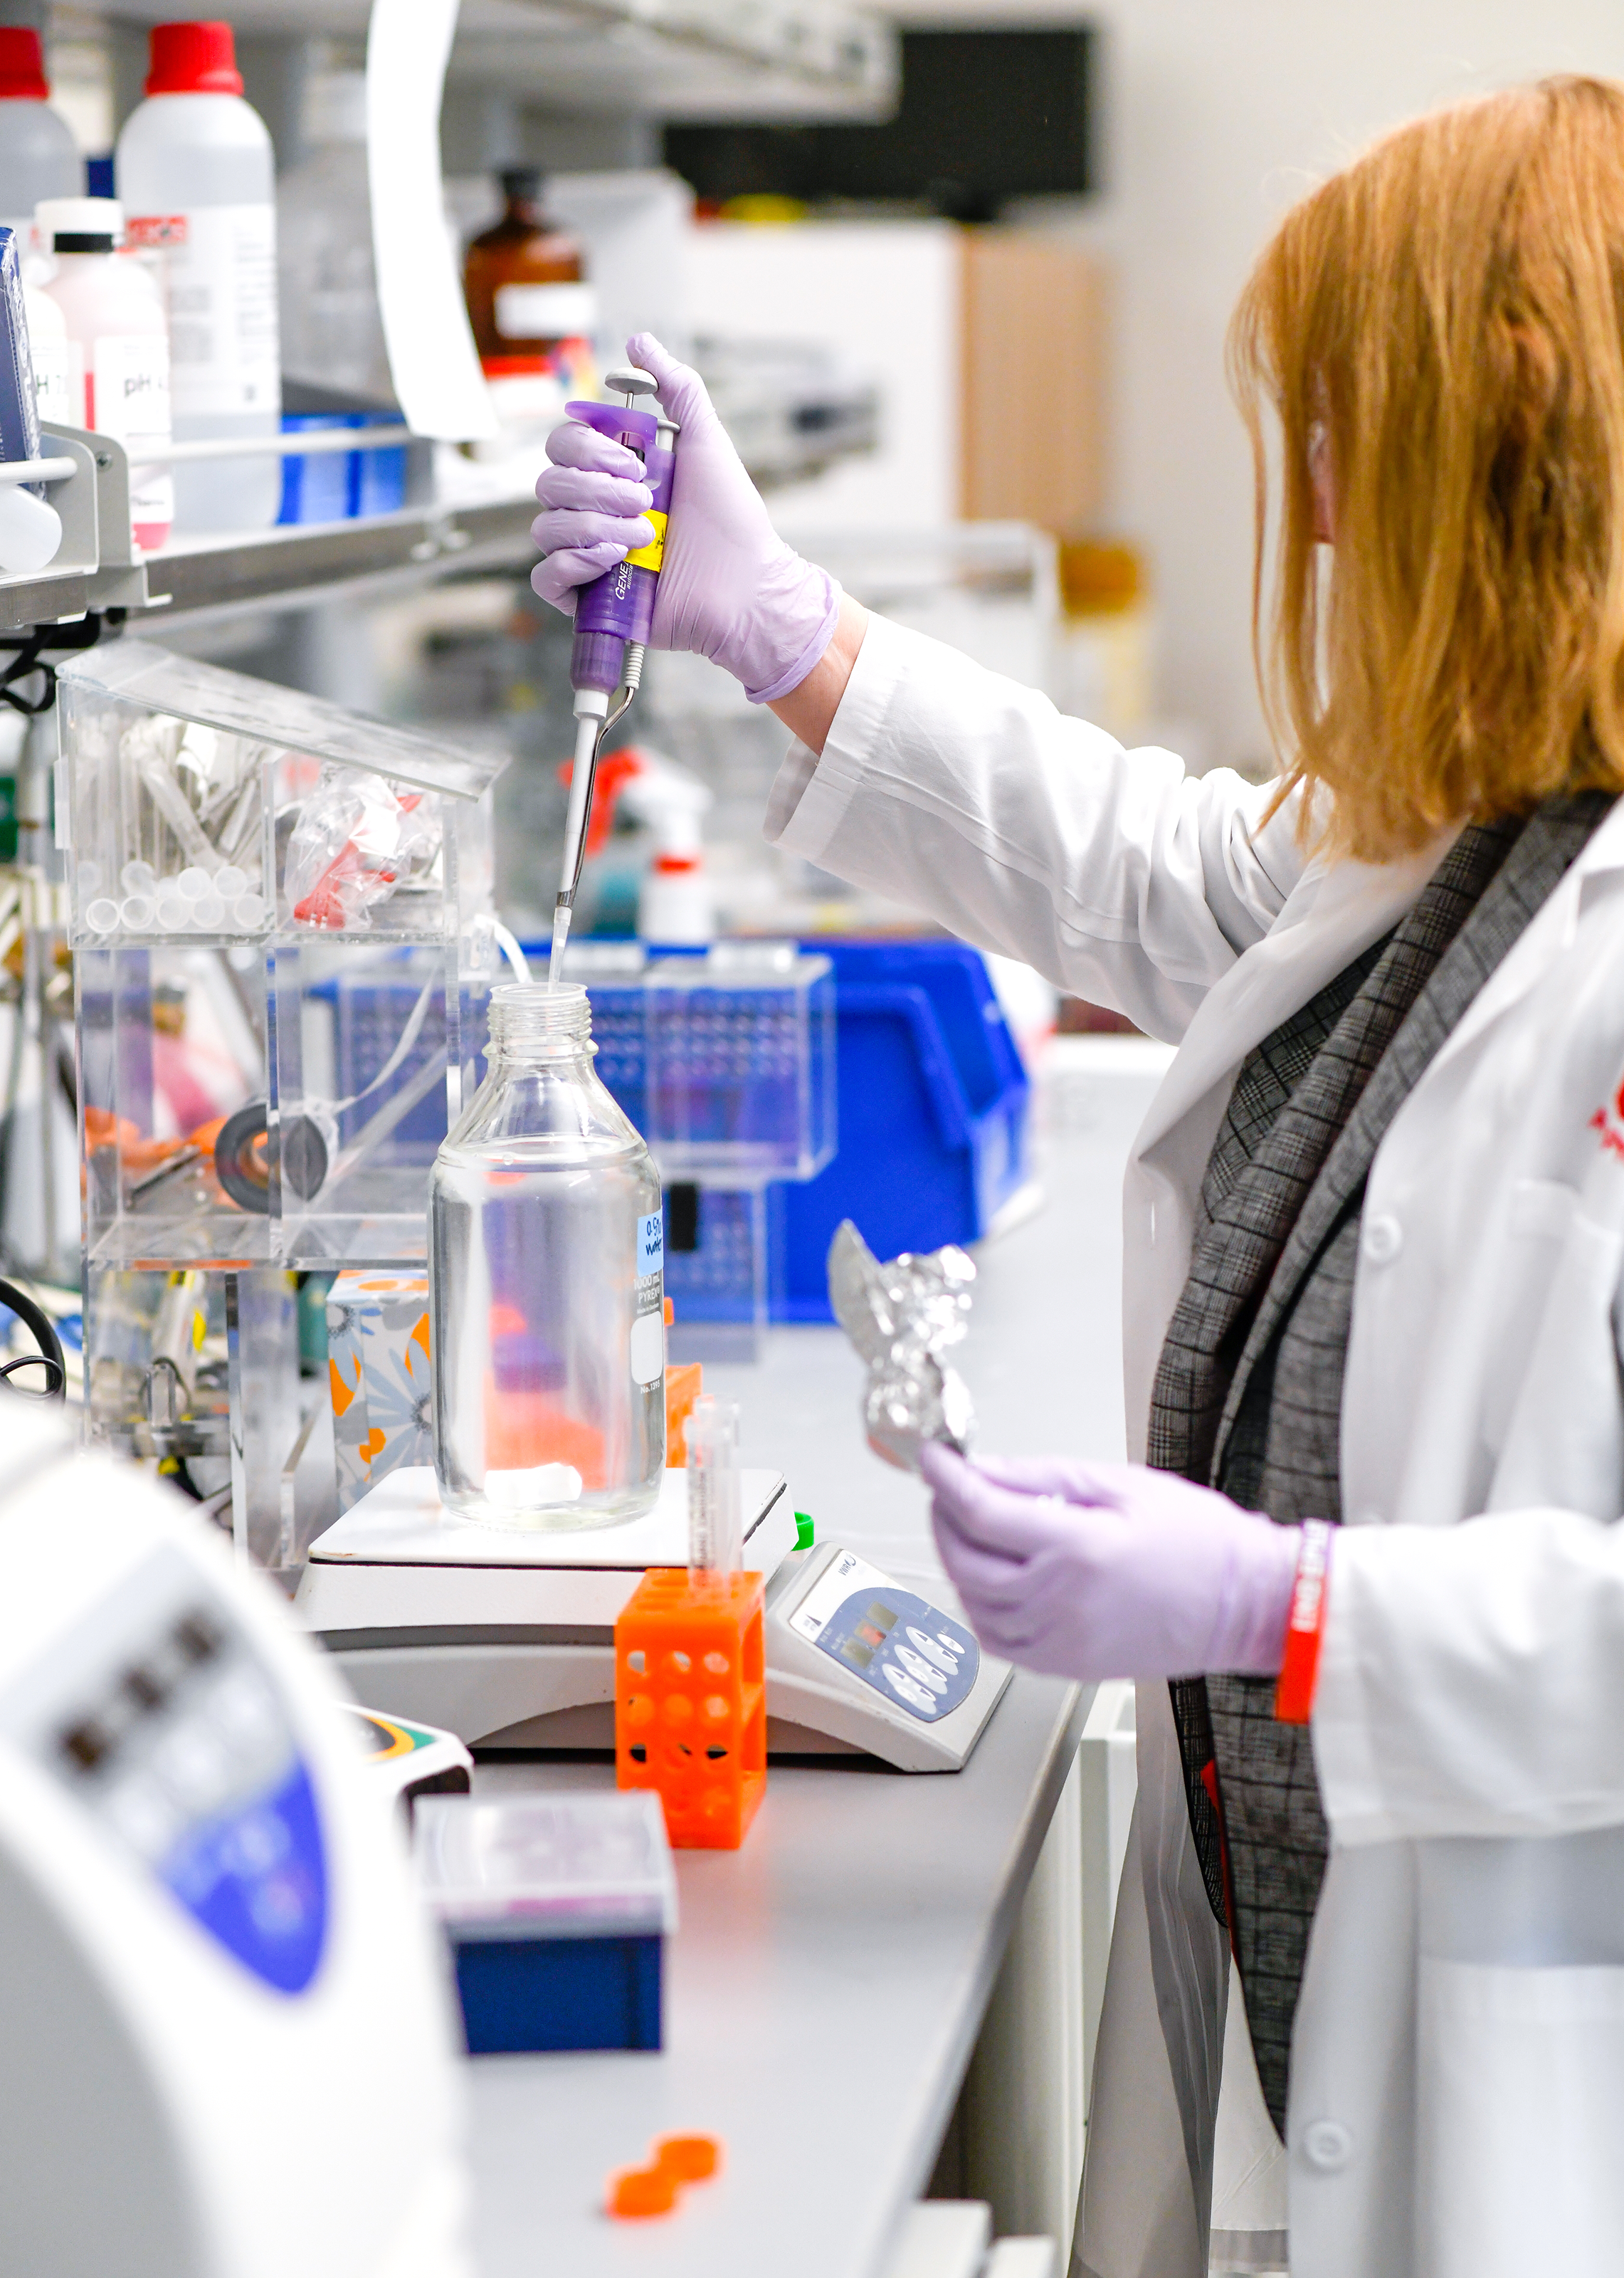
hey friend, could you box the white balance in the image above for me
[297,1469,1008,1775]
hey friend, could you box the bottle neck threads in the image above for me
[488,981,594,1058]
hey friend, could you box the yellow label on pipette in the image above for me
[625,510,667,574]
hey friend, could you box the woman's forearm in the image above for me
[767,594,870,755]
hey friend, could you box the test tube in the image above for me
[687,1395,743,1579]
[136,749,221,873]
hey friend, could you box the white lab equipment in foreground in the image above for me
[297,1467,1010,1773]
[0,1414,469,2278]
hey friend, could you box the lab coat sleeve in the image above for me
[1312,1511,1624,1846]
[761,612,1307,1044]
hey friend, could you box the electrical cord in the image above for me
[0,609,124,716]
[0,1274,65,1400]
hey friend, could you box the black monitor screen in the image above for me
[664,28,1097,224]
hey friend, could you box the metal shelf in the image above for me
[0,428,540,632]
[139,497,538,620]
[106,0,897,120]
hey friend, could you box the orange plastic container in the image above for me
[615,1570,766,1848]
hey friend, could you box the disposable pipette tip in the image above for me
[548,901,571,985]
[552,710,604,987]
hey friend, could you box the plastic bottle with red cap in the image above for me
[115,21,280,535]
[0,29,79,257]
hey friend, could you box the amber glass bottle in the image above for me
[463,168,594,374]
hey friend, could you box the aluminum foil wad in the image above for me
[826,1219,976,1473]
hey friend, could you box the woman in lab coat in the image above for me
[532,79,1624,2278]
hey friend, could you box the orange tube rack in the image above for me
[615,1570,766,1849]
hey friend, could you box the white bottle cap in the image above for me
[35,196,121,247]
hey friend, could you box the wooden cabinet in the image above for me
[961,231,1108,537]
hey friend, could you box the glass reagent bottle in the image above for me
[430,982,665,1528]
[277,71,392,402]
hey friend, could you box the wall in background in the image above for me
[687,219,963,527]
[897,0,1624,774]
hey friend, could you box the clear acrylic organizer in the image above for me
[538,940,835,1188]
[63,639,504,1271]
[640,941,835,1185]
[60,639,505,1575]
[535,940,834,1361]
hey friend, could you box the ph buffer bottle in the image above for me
[429,982,666,1529]
[39,197,173,552]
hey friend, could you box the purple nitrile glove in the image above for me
[530,332,840,705]
[917,1447,1302,1684]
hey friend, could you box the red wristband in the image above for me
[1275,1520,1334,1725]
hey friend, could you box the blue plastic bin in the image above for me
[278,412,352,525]
[279,411,408,525]
[772,940,1030,1323]
[352,414,408,516]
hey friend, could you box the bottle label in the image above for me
[631,1209,665,1387]
[494,280,596,340]
[638,1212,664,1274]
[126,205,280,419]
[31,338,74,426]
[88,335,173,527]
[624,510,667,574]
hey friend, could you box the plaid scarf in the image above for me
[1149,792,1612,2132]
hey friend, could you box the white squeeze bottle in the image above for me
[0,31,78,264]
[115,20,279,533]
[38,197,173,552]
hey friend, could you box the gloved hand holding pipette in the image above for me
[532,332,840,705]
[532,337,845,973]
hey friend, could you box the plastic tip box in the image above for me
[413,1791,677,2054]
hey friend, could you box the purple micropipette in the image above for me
[552,366,679,979]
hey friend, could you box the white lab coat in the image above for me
[765,613,1624,2278]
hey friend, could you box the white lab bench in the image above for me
[460,1041,1171,2277]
